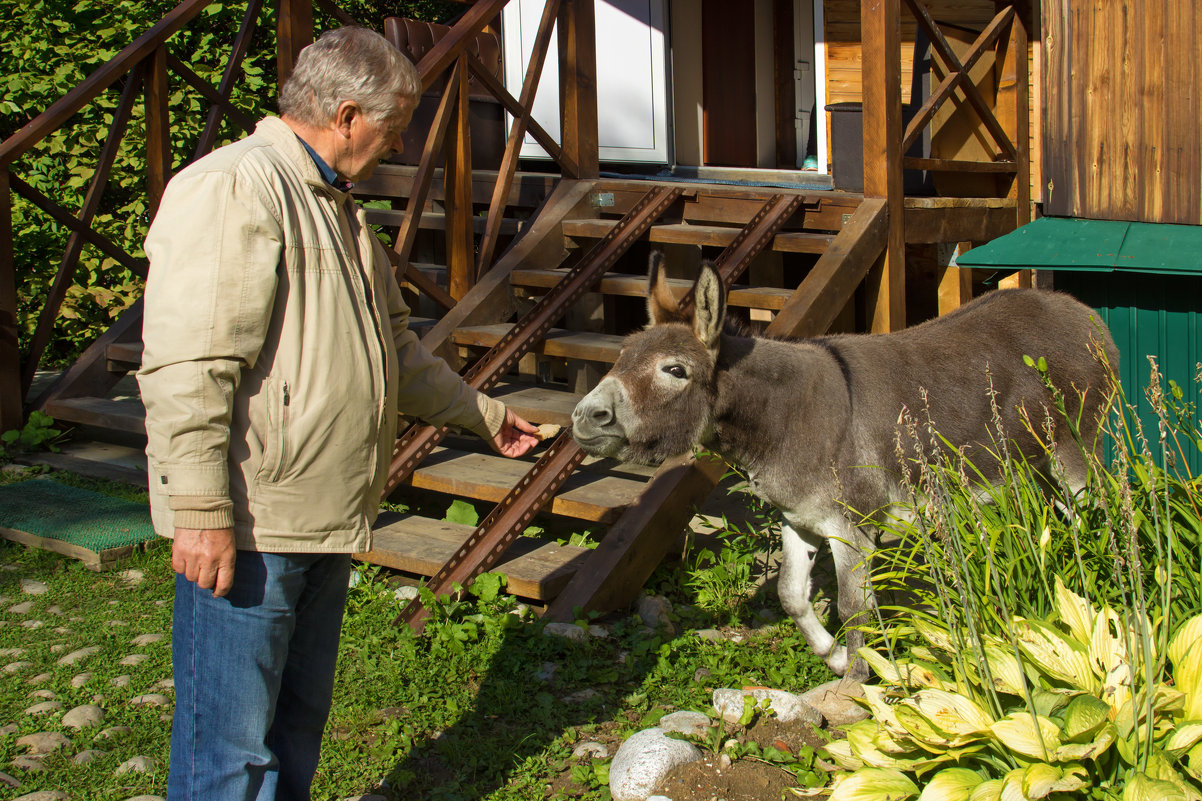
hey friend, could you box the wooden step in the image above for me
[510,267,795,311]
[562,218,835,254]
[451,324,623,364]
[357,512,592,601]
[364,208,522,236]
[405,444,648,523]
[102,316,438,373]
[42,396,145,435]
[489,382,582,428]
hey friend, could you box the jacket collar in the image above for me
[253,116,353,204]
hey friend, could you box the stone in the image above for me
[52,627,69,635]
[71,748,106,765]
[563,689,601,704]
[392,586,419,603]
[129,694,171,708]
[542,622,588,641]
[124,797,166,801]
[0,647,25,658]
[107,620,129,627]
[338,796,387,801]
[57,646,100,667]
[115,755,157,775]
[49,645,67,654]
[23,701,62,717]
[19,620,43,630]
[608,728,701,801]
[798,677,869,728]
[69,673,92,688]
[9,756,47,773]
[0,771,19,788]
[130,633,163,647]
[30,690,56,700]
[14,794,70,801]
[19,579,48,596]
[111,675,131,688]
[713,687,822,727]
[658,710,712,739]
[694,628,723,641]
[62,705,105,730]
[0,724,18,736]
[3,662,32,674]
[44,605,63,616]
[16,732,70,754]
[26,673,51,686]
[95,726,133,742]
[116,568,144,586]
[6,601,34,614]
[535,662,558,682]
[636,595,675,633]
[119,653,148,666]
[572,741,610,759]
[152,678,175,692]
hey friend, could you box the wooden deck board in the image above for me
[561,218,834,253]
[451,324,623,364]
[510,268,795,310]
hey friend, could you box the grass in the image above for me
[0,466,833,800]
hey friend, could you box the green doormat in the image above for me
[0,479,158,571]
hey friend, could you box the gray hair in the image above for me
[278,27,421,126]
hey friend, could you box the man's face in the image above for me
[342,95,414,183]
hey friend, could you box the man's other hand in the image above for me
[492,408,540,458]
[173,528,237,597]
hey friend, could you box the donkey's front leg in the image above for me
[829,533,874,681]
[777,524,839,670]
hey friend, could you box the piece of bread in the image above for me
[535,423,561,442]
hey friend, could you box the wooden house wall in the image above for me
[1042,0,1201,225]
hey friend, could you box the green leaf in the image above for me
[444,499,478,526]
[830,767,918,801]
[916,767,984,801]
[1122,773,1187,801]
[1062,694,1110,742]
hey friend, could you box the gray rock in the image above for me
[115,755,157,775]
[609,728,701,801]
[13,790,68,800]
[712,687,822,726]
[44,605,63,616]
[119,654,148,666]
[563,689,600,704]
[392,586,420,603]
[338,796,387,801]
[130,634,163,647]
[798,677,869,728]
[129,694,171,708]
[49,644,67,654]
[636,595,675,632]
[152,678,175,692]
[0,724,18,736]
[23,701,62,717]
[95,726,133,742]
[19,579,48,596]
[116,569,144,586]
[5,601,33,615]
[62,705,105,730]
[29,690,56,701]
[572,741,610,759]
[694,628,723,642]
[69,673,92,688]
[16,732,70,754]
[3,662,32,674]
[535,662,558,682]
[9,756,47,773]
[542,622,588,641]
[658,711,712,739]
[0,770,19,788]
[71,748,106,765]
[19,620,43,630]
[647,797,673,801]
[0,647,25,658]
[124,796,166,801]
[57,646,100,667]
[111,675,131,688]
[26,673,52,685]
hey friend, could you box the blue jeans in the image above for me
[167,550,352,801]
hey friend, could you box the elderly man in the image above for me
[137,26,539,801]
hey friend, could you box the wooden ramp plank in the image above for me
[42,397,145,435]
[407,446,646,522]
[561,218,835,254]
[358,513,592,600]
[489,383,582,428]
[451,324,623,364]
[510,268,796,311]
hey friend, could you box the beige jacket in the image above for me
[137,116,505,553]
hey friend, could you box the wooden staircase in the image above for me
[32,165,885,620]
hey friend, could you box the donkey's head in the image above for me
[571,254,727,464]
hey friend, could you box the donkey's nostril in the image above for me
[590,407,613,426]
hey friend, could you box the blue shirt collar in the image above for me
[297,137,352,191]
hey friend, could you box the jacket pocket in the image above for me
[260,377,291,484]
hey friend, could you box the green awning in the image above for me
[956,216,1202,275]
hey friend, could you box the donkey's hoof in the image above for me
[826,645,850,676]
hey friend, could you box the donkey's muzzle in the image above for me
[571,378,628,457]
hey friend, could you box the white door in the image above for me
[502,0,670,163]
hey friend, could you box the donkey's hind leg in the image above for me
[777,524,838,666]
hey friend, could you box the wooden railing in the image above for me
[0,0,601,433]
[860,0,1029,332]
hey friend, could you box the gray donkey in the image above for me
[572,255,1116,678]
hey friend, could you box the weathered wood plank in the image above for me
[561,218,835,254]
[451,324,622,364]
[510,268,796,310]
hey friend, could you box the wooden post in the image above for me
[557,0,599,179]
[276,0,313,89]
[444,55,475,300]
[996,0,1031,288]
[861,0,906,332]
[0,169,21,432]
[144,46,172,220]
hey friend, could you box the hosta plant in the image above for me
[818,578,1202,800]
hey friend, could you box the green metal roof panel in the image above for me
[956,216,1202,275]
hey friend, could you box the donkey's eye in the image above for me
[662,364,688,379]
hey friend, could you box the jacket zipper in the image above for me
[267,380,290,483]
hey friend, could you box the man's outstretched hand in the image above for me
[173,527,237,598]
[491,408,541,458]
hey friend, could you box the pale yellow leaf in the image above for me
[917,768,984,801]
[989,712,1062,760]
[1053,575,1095,643]
[1170,614,1202,669]
[828,767,918,801]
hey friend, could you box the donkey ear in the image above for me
[646,251,682,325]
[692,262,726,351]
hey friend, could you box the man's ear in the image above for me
[332,100,360,138]
[646,251,684,326]
[692,262,726,352]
